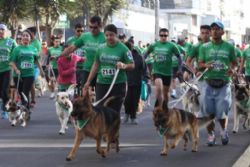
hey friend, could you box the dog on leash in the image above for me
[233,84,250,133]
[153,102,213,156]
[55,85,76,135]
[5,92,30,127]
[66,92,120,161]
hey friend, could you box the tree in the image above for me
[0,0,29,38]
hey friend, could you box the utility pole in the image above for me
[155,0,159,41]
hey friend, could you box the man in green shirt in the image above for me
[61,16,105,96]
[198,21,237,146]
[239,44,250,83]
[144,28,182,108]
[0,23,17,119]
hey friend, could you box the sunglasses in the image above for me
[77,30,83,33]
[89,26,98,29]
[159,34,168,37]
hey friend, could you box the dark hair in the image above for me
[128,36,134,44]
[159,28,169,34]
[27,27,36,34]
[75,23,83,29]
[118,33,126,39]
[125,41,132,50]
[23,29,32,37]
[104,24,117,34]
[200,25,211,30]
[90,16,102,25]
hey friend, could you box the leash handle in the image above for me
[93,69,120,106]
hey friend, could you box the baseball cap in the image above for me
[211,21,224,29]
[0,24,7,30]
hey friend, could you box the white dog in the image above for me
[55,85,76,135]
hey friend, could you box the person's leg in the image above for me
[0,71,10,110]
[130,85,141,124]
[124,86,133,123]
[154,77,163,108]
[22,77,35,109]
[215,84,231,145]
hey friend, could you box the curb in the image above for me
[233,144,250,167]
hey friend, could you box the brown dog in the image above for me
[153,106,199,156]
[66,93,120,161]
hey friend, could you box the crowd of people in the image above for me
[0,15,249,148]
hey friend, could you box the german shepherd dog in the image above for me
[153,106,199,156]
[66,92,120,161]
[233,84,250,133]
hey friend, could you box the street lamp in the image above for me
[155,0,159,41]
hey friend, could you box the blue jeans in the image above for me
[201,81,231,119]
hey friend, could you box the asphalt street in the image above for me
[0,90,250,167]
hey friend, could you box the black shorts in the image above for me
[81,70,97,87]
[172,67,178,79]
[153,74,171,86]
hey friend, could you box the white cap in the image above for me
[0,24,7,30]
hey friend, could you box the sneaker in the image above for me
[207,132,216,146]
[50,92,55,99]
[131,118,138,125]
[1,111,8,119]
[123,114,129,124]
[171,89,177,99]
[221,131,229,145]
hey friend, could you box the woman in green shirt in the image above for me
[10,31,44,110]
[83,24,134,114]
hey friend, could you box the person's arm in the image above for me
[9,62,20,75]
[60,45,77,57]
[35,59,45,78]
[239,57,245,74]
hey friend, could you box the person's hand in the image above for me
[116,61,126,70]
[206,62,214,69]
[226,68,235,76]
[15,69,21,75]
[195,71,202,77]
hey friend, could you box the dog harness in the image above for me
[239,98,250,110]
[158,126,170,137]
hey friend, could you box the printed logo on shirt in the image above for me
[126,51,133,61]
[0,55,8,62]
[6,39,13,47]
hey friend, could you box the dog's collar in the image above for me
[58,102,70,111]
[239,98,250,109]
[76,117,90,130]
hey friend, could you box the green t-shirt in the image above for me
[243,47,250,75]
[172,44,185,67]
[183,42,192,60]
[48,46,62,69]
[30,39,41,53]
[0,37,17,72]
[95,42,134,84]
[199,40,236,81]
[74,32,105,71]
[66,36,85,69]
[147,41,180,76]
[10,45,38,77]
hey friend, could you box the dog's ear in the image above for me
[235,84,240,90]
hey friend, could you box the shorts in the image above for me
[153,74,171,86]
[200,81,231,119]
[172,67,178,79]
[81,70,97,87]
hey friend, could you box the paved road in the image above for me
[0,91,250,167]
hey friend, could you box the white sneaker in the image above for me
[131,118,138,125]
[171,89,177,99]
[50,92,55,99]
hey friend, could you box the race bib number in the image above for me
[156,55,166,62]
[212,61,225,71]
[21,61,33,69]
[0,55,8,62]
[101,68,116,76]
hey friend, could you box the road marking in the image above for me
[233,144,250,167]
[0,139,159,148]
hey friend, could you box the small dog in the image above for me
[66,92,120,161]
[55,91,73,135]
[181,83,200,115]
[5,100,30,127]
[35,75,47,97]
[233,84,250,133]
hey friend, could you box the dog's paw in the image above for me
[191,149,197,152]
[232,130,237,134]
[66,156,73,161]
[160,151,168,156]
[59,132,65,135]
